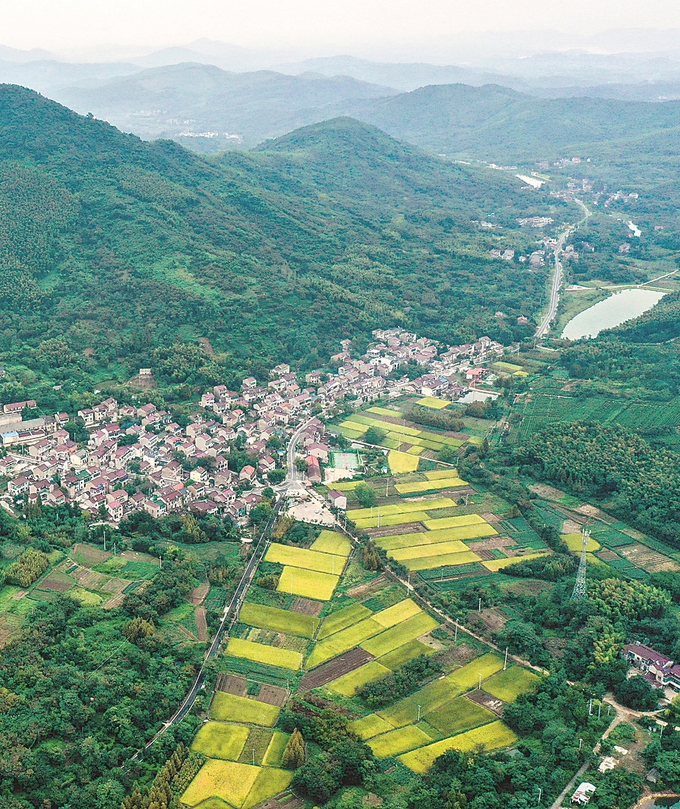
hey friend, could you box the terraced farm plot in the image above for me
[425,696,496,736]
[348,499,457,521]
[396,478,468,494]
[482,666,541,702]
[242,768,293,809]
[182,760,260,807]
[368,725,435,757]
[277,567,340,601]
[399,721,518,773]
[416,397,451,409]
[481,553,549,571]
[405,551,483,572]
[318,603,373,640]
[306,617,384,668]
[351,713,394,740]
[373,598,422,627]
[390,540,470,562]
[562,534,601,552]
[310,531,353,557]
[191,722,250,761]
[262,732,289,766]
[423,518,497,537]
[265,544,341,574]
[388,451,420,474]
[327,661,391,696]
[210,692,280,727]
[226,638,303,671]
[447,653,505,691]
[378,639,434,669]
[361,611,439,657]
[239,602,319,639]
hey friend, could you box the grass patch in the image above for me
[277,567,340,601]
[265,544,342,574]
[361,611,439,657]
[482,666,541,702]
[226,638,302,671]
[399,721,518,773]
[368,725,434,757]
[327,661,392,697]
[239,602,319,639]
[318,603,373,640]
[210,692,280,727]
[191,722,250,761]
[66,587,102,607]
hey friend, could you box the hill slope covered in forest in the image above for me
[0,85,571,405]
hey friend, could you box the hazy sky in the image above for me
[4,0,680,54]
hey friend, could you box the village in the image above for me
[0,330,505,526]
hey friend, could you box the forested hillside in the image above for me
[0,85,570,403]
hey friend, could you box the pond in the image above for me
[561,288,665,340]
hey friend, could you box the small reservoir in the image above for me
[561,288,665,340]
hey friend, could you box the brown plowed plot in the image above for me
[475,549,496,561]
[619,543,679,572]
[216,673,248,696]
[101,577,131,594]
[477,608,508,632]
[258,684,288,706]
[254,793,303,809]
[71,543,110,567]
[467,536,517,552]
[103,593,126,609]
[190,580,210,606]
[195,606,208,641]
[346,575,387,599]
[299,648,374,691]
[433,641,479,670]
[368,524,423,539]
[480,512,502,526]
[291,597,323,616]
[598,549,620,562]
[39,572,75,592]
[469,689,504,716]
[73,568,107,590]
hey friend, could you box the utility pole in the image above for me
[571,526,590,600]
[478,597,482,613]
[417,704,421,722]
[504,647,509,671]
[537,787,542,806]
[454,621,458,641]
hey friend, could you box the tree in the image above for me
[614,675,661,711]
[282,728,305,769]
[355,483,376,508]
[123,617,156,644]
[363,426,386,446]
[268,468,286,484]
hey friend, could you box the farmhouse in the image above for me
[622,641,680,691]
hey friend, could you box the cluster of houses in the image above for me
[0,328,507,525]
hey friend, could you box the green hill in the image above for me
[0,86,573,406]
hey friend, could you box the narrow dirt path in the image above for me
[195,606,208,642]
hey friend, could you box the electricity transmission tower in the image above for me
[571,526,590,600]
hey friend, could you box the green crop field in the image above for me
[482,553,548,571]
[399,721,518,773]
[405,550,483,571]
[396,478,468,494]
[379,677,461,728]
[182,760,260,807]
[377,519,487,550]
[239,602,319,638]
[361,612,438,657]
[390,540,471,561]
[317,603,373,639]
[378,639,434,669]
[424,696,495,736]
[265,544,342,574]
[416,397,451,409]
[210,692,280,727]
[482,666,541,702]
[368,724,434,757]
[368,406,403,417]
[226,638,302,671]
[306,617,384,669]
[310,531,353,557]
[355,512,431,529]
[348,498,456,521]
[277,567,340,601]
[262,731,289,766]
[327,661,392,696]
[373,598,422,628]
[242,768,293,809]
[351,713,395,740]
[447,653,505,691]
[191,722,250,761]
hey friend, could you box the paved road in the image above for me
[129,423,306,763]
[535,199,591,340]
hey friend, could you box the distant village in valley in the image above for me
[0,329,505,526]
